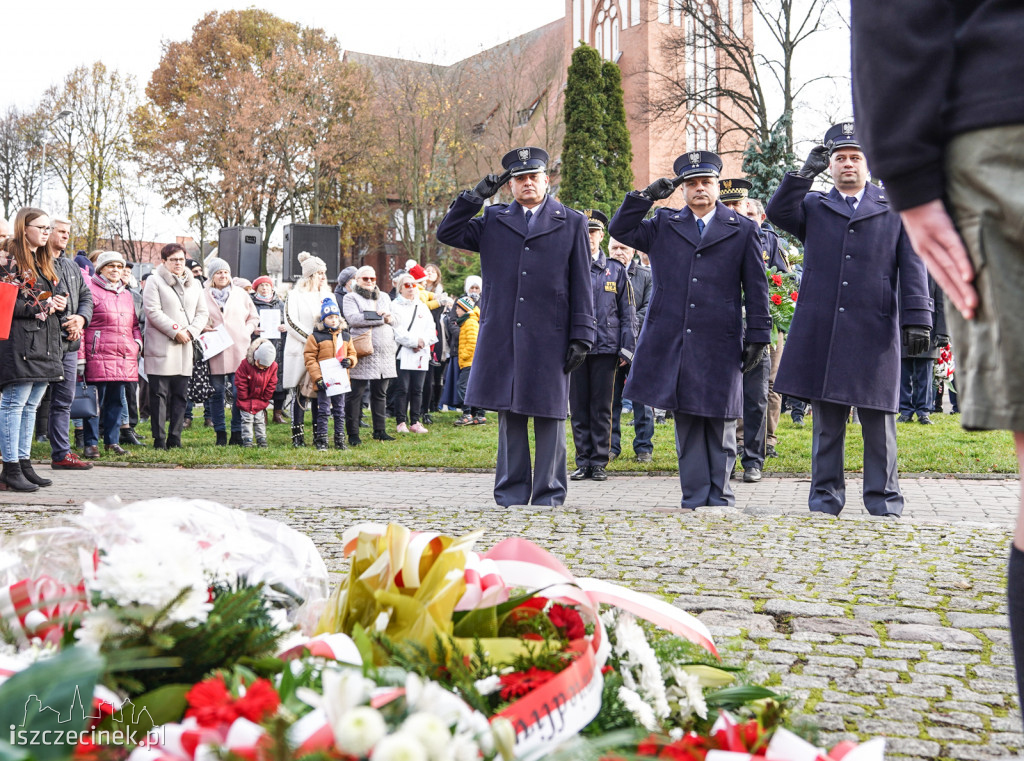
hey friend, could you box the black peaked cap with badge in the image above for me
[719,178,752,204]
[672,150,723,179]
[823,122,859,154]
[583,209,609,230]
[501,147,549,176]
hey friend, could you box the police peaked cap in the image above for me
[824,122,859,154]
[719,178,752,203]
[673,150,724,179]
[501,146,549,176]
[583,209,609,230]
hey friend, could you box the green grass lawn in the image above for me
[35,405,1017,475]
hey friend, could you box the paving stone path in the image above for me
[1,467,1021,759]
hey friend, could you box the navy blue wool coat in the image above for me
[609,194,771,418]
[767,173,933,412]
[436,193,595,419]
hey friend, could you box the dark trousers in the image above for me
[138,377,150,420]
[314,391,346,439]
[84,381,128,446]
[347,378,389,435]
[783,395,808,420]
[737,351,771,469]
[673,413,736,509]
[47,352,79,460]
[34,387,51,438]
[810,400,902,516]
[568,353,618,468]
[611,362,654,457]
[210,373,240,434]
[900,357,934,418]
[428,361,444,412]
[458,367,483,417]
[393,369,427,425]
[125,381,139,427]
[148,374,189,446]
[495,411,568,506]
[272,386,287,413]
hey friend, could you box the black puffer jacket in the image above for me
[0,266,65,389]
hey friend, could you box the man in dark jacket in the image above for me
[851,3,1024,718]
[898,275,948,424]
[436,147,595,507]
[609,237,654,463]
[768,123,933,517]
[45,218,94,470]
[609,150,771,510]
[568,210,636,482]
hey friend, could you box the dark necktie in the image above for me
[845,195,857,212]
[525,209,533,230]
[696,218,705,236]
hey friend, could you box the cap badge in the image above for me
[842,123,854,135]
[689,151,701,165]
[723,180,733,189]
[518,148,531,161]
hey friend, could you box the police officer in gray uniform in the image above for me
[610,151,771,509]
[436,147,595,506]
[768,123,933,516]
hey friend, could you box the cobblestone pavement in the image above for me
[1,467,1022,759]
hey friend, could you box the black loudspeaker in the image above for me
[283,224,341,282]
[218,226,262,283]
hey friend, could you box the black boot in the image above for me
[120,427,143,446]
[292,424,305,448]
[216,430,227,446]
[228,431,243,446]
[2,462,39,492]
[19,460,52,487]
[373,429,396,441]
[334,431,347,450]
[314,435,328,451]
[74,428,84,450]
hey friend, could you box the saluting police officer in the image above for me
[767,123,933,517]
[720,179,790,482]
[609,151,771,509]
[436,147,595,507]
[568,210,636,482]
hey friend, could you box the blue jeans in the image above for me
[899,358,934,418]
[83,381,128,446]
[210,373,240,434]
[0,382,48,462]
[48,352,79,460]
[611,363,654,456]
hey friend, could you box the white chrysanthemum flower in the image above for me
[332,705,387,756]
[401,712,451,760]
[666,666,708,721]
[618,686,659,731]
[73,608,123,650]
[473,675,502,696]
[371,733,428,761]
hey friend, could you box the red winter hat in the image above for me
[408,264,427,282]
[252,276,274,290]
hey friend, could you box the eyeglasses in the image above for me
[105,263,125,269]
[401,283,416,289]
[27,225,53,232]
[166,257,186,263]
[360,276,376,282]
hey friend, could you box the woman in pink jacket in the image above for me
[203,257,258,446]
[82,252,142,456]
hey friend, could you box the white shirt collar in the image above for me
[694,207,716,225]
[845,187,866,206]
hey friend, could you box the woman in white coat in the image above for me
[283,252,333,447]
[203,257,258,446]
[390,273,438,433]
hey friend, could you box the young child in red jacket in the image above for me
[235,339,278,447]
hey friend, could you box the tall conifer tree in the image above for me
[601,60,633,215]
[559,45,607,212]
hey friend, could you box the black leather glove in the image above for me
[341,357,352,369]
[741,342,769,374]
[472,170,512,200]
[639,176,683,201]
[933,333,950,349]
[902,326,931,356]
[315,379,326,392]
[563,340,590,374]
[797,145,830,180]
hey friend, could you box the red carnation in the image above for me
[185,675,237,727]
[499,667,557,700]
[790,291,798,302]
[771,273,783,286]
[548,603,586,640]
[235,679,280,722]
[771,293,782,305]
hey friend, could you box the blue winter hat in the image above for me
[320,297,340,320]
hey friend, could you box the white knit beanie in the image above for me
[298,251,327,278]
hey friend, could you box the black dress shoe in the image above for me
[372,430,396,441]
[591,466,608,481]
[765,445,778,458]
[743,467,762,483]
[569,466,592,481]
[105,443,129,455]
[918,414,933,425]
[896,414,913,423]
[120,428,143,446]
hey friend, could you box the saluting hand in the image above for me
[639,176,682,201]
[473,170,513,200]
[797,145,830,180]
